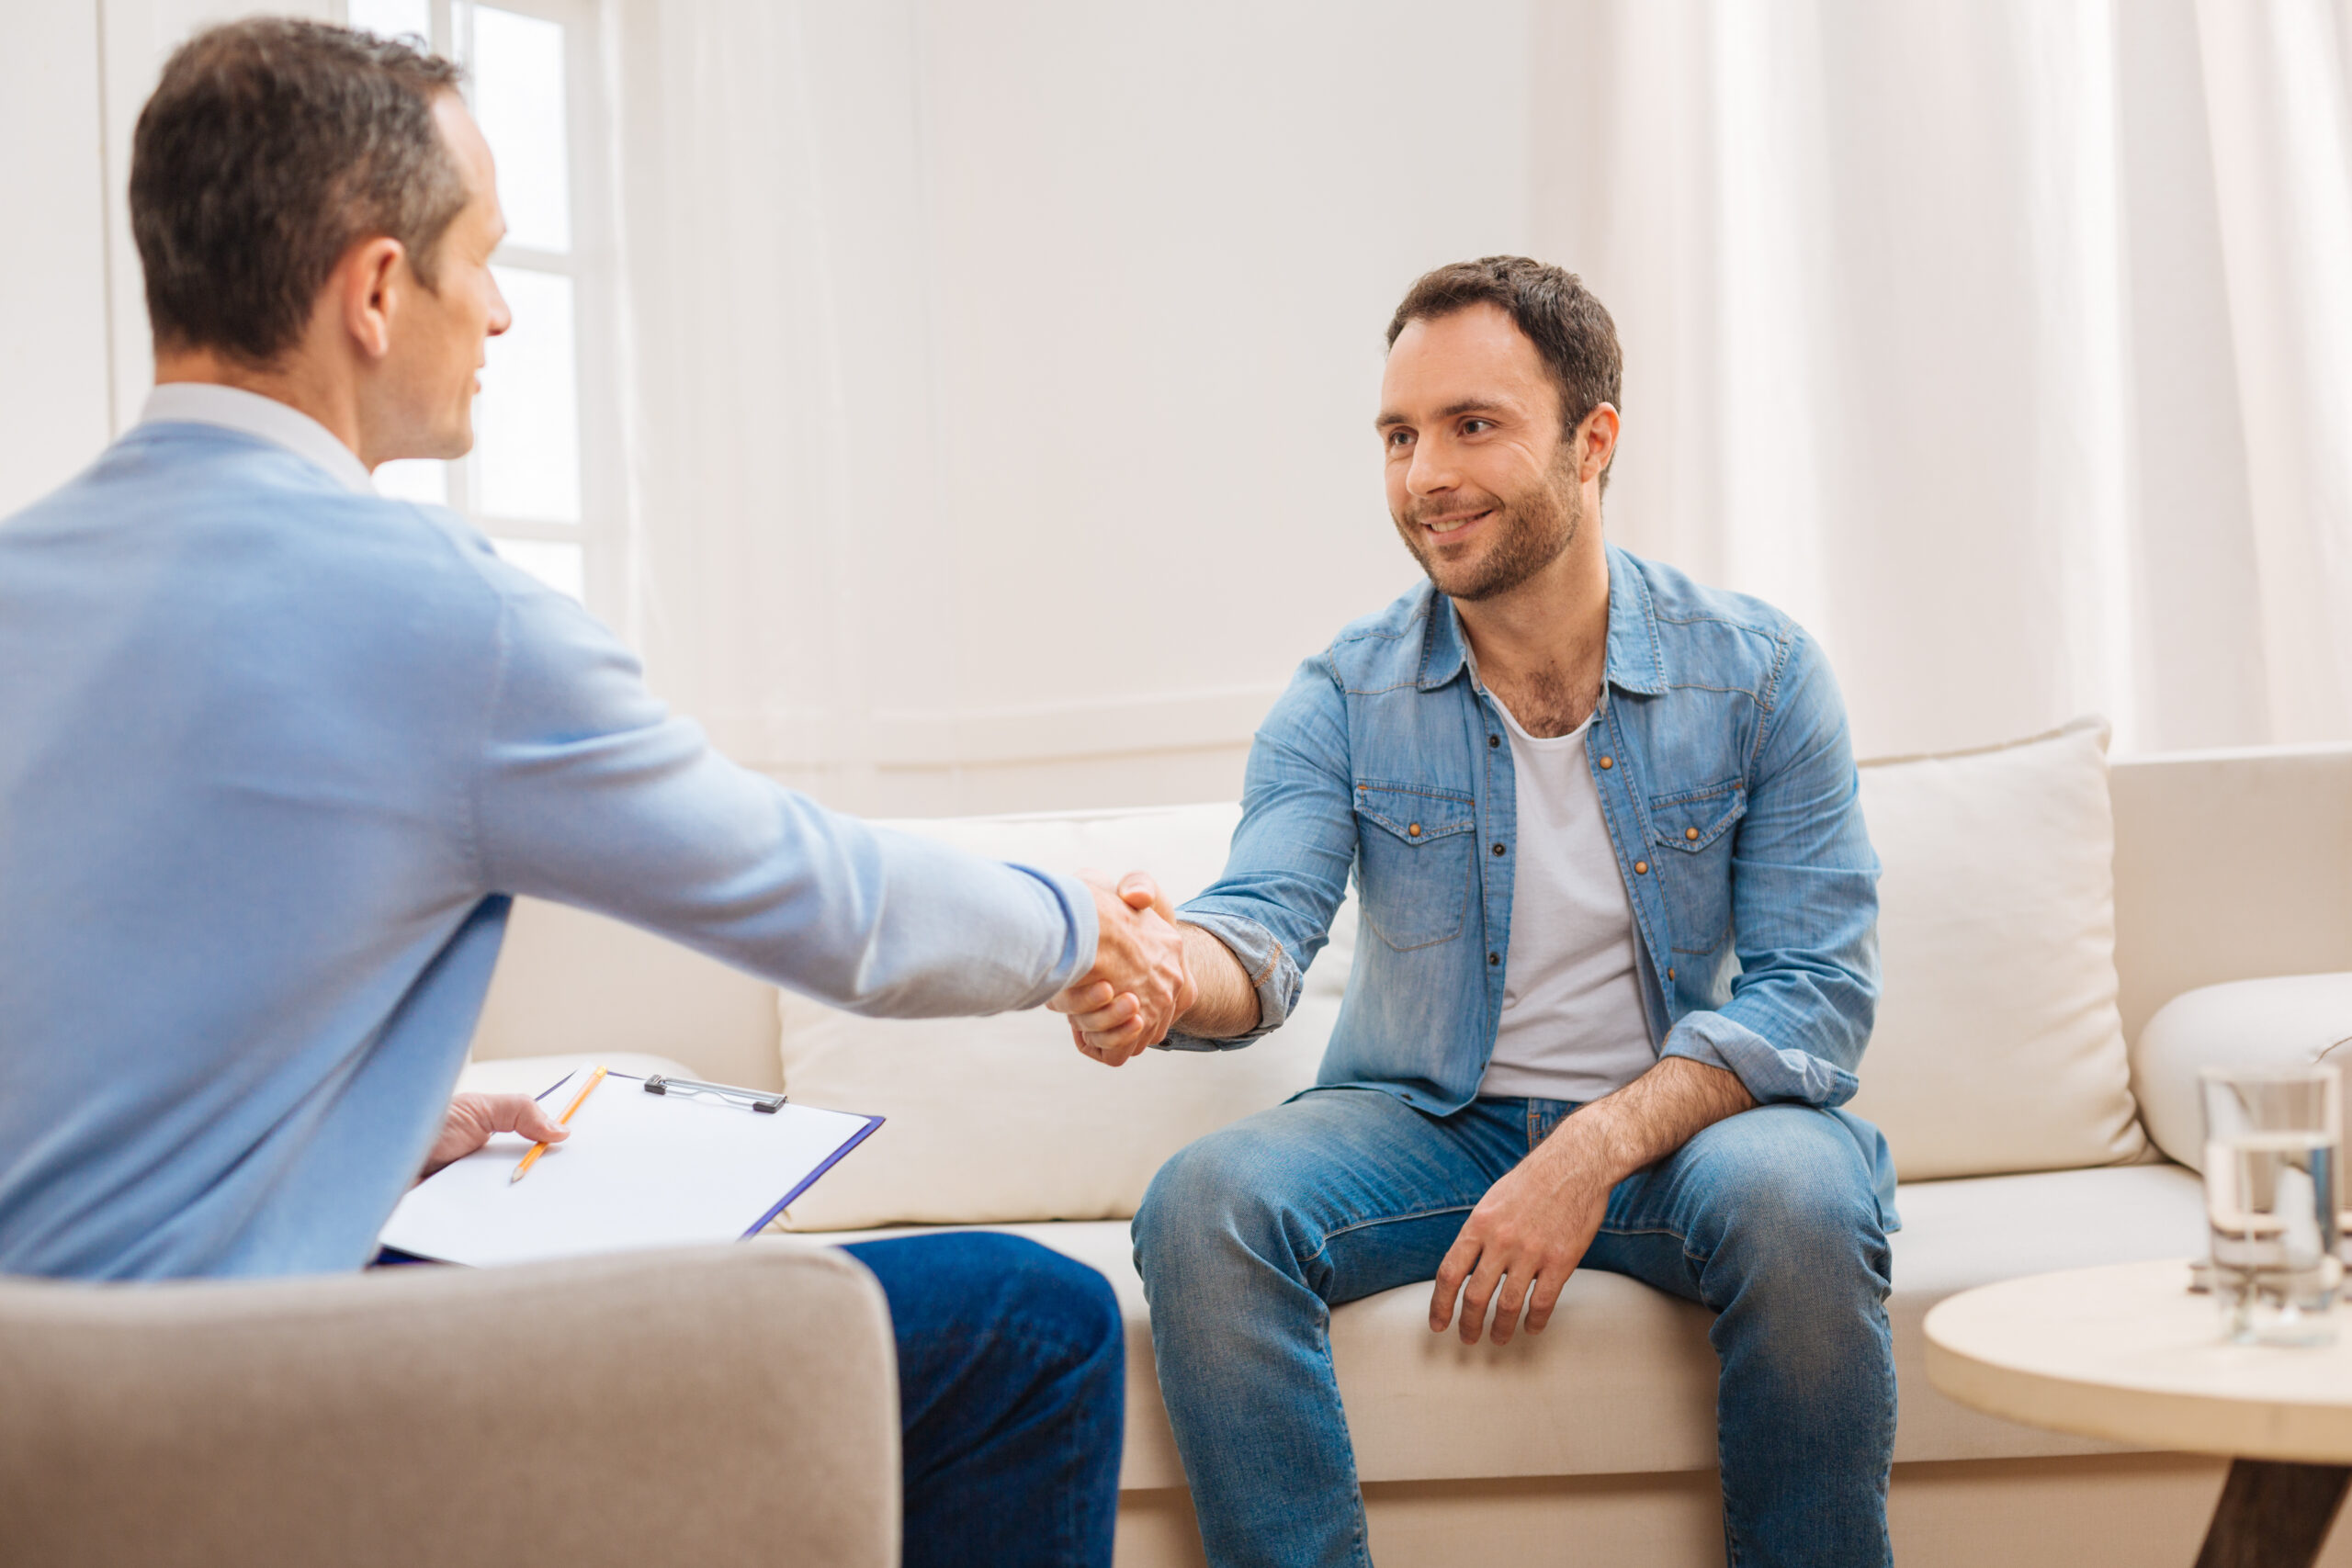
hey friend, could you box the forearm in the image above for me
[1549,1056,1756,1184]
[1173,922,1261,1040]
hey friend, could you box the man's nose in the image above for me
[1405,435,1457,497]
[486,287,514,338]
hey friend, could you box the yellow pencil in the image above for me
[511,1065,607,1184]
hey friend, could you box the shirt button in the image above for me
[1686,828,1700,841]
[1488,734,1500,749]
[1600,756,1614,769]
[1491,842,1506,856]
[1408,823,1422,837]
[1668,966,1677,981]
[1635,860,1650,874]
[1488,952,1501,965]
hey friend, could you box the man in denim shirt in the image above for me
[1061,258,1895,1567]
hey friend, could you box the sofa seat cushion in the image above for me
[814,1162,2206,1489]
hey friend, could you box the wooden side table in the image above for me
[1927,1258,2352,1568]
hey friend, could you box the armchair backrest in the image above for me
[0,1243,898,1568]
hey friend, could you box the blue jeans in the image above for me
[843,1232,1124,1568]
[1132,1089,1895,1568]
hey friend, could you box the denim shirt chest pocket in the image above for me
[1645,782,1747,954]
[1351,781,1477,950]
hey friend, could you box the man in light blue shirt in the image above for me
[0,21,1178,1565]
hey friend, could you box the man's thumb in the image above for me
[514,1099,571,1142]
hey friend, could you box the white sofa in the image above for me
[464,732,2352,1568]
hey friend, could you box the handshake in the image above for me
[1048,873,1197,1067]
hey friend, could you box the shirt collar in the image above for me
[137,383,375,496]
[1417,544,1669,697]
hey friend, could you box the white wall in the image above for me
[0,1,112,516]
[2,0,334,515]
[612,1,1531,817]
[13,2,2342,823]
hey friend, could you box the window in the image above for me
[342,0,617,610]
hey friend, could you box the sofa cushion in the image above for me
[2130,973,2352,1169]
[773,805,1355,1230]
[1845,718,2148,1179]
[815,1163,2206,1490]
[777,717,2142,1227]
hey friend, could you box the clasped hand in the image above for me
[1048,872,1194,1066]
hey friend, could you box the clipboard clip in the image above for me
[642,1074,787,1114]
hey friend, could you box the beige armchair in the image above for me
[0,1241,899,1568]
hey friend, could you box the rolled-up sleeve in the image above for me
[468,577,1095,1017]
[1657,633,1881,1107]
[1165,660,1359,1050]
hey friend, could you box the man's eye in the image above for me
[1461,419,1493,435]
[1385,429,1414,449]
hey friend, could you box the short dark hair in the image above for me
[130,17,468,366]
[1386,256,1623,488]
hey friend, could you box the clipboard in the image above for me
[379,1066,883,1268]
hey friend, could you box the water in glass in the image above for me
[2202,1067,2344,1347]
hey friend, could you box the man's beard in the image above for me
[1391,459,1583,604]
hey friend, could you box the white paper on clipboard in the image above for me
[379,1067,882,1268]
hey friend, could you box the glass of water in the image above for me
[2202,1066,2343,1346]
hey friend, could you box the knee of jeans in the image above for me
[1727,1170,1890,1309]
[966,1233,1124,1363]
[1133,1128,1290,1281]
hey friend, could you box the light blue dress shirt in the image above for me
[0,403,1095,1280]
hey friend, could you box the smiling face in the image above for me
[1377,303,1590,603]
[372,93,511,462]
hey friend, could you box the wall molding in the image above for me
[703,682,1286,772]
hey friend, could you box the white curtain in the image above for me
[604,0,2352,811]
[1536,0,2352,756]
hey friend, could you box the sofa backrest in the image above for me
[468,740,2352,1175]
[2108,741,2352,1043]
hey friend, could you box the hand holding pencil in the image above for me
[415,1087,577,1183]
[512,1066,607,1184]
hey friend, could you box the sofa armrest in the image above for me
[0,1241,898,1568]
[2130,973,2352,1169]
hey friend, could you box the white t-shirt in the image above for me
[1475,685,1657,1104]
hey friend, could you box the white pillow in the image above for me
[2129,973,2352,1170]
[774,804,1354,1231]
[1845,717,2148,1179]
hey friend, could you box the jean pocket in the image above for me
[1647,784,1747,954]
[1351,781,1476,951]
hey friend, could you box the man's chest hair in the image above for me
[1487,664,1601,739]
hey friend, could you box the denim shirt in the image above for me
[1176,545,1895,1213]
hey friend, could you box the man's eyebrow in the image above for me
[1374,398,1515,431]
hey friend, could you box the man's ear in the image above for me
[337,237,408,364]
[1577,403,1622,488]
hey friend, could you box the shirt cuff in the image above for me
[1012,863,1097,1003]
[1159,909,1297,1052]
[1659,1010,1860,1108]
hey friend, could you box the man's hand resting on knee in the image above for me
[417,1092,572,1181]
[1430,1058,1757,1347]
